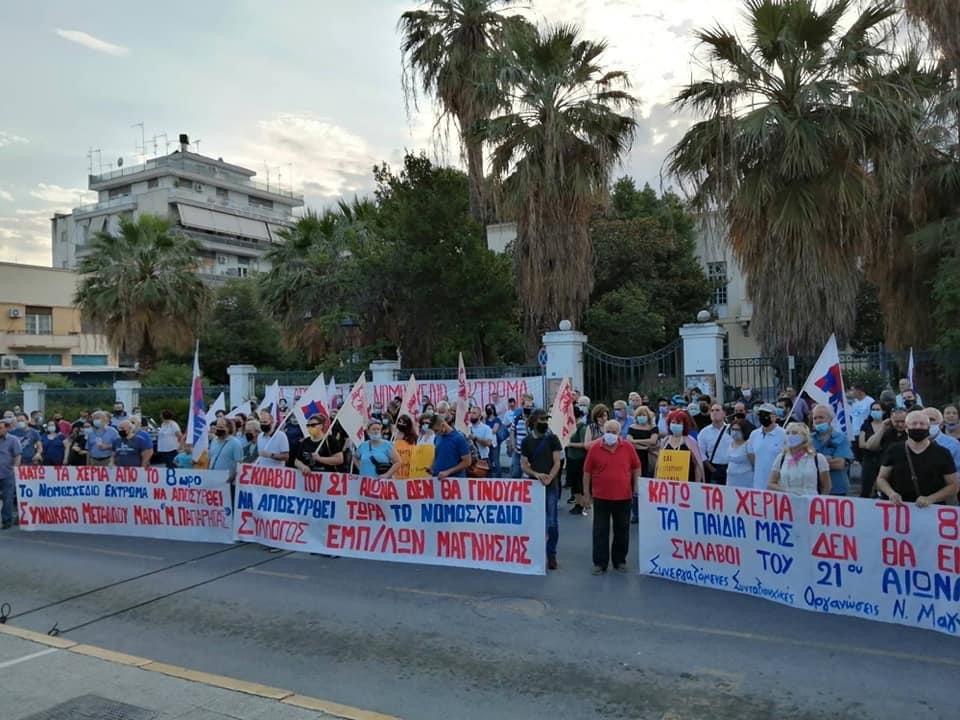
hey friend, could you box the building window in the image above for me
[248,196,273,210]
[147,178,159,189]
[20,353,62,366]
[72,354,108,366]
[707,261,728,306]
[59,230,67,243]
[216,187,228,200]
[24,306,52,335]
[108,184,132,199]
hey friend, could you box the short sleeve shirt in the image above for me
[468,422,494,460]
[10,428,40,462]
[0,434,21,478]
[812,430,854,495]
[113,432,151,467]
[432,430,471,475]
[583,440,641,500]
[256,430,290,467]
[881,441,956,502]
[521,432,563,489]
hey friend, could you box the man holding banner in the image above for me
[521,409,563,570]
[876,411,957,506]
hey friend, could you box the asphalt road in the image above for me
[1,507,958,720]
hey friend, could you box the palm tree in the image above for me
[399,0,527,223]
[74,214,208,368]
[483,23,637,353]
[668,0,910,356]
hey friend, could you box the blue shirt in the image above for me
[0,434,21,478]
[208,436,244,475]
[431,430,471,475]
[41,433,67,465]
[357,440,395,477]
[935,433,960,474]
[10,427,41,463]
[88,425,120,460]
[112,432,151,467]
[813,429,854,495]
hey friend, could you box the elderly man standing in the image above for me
[811,404,854,496]
[113,419,153,467]
[876,410,957,506]
[924,407,960,473]
[582,419,642,575]
[0,418,21,529]
[87,411,120,466]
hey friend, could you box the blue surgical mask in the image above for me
[786,434,804,448]
[775,408,785,418]
[368,431,381,441]
[688,406,700,417]
[602,432,618,446]
[669,423,684,435]
[637,415,649,425]
[814,422,830,433]
[870,411,884,422]
[93,419,103,429]
[730,430,743,441]
[929,425,941,438]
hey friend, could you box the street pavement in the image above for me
[0,501,958,720]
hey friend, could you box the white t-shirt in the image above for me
[773,451,828,495]
[747,425,786,490]
[698,423,732,465]
[256,430,290,467]
[468,421,494,460]
[157,420,181,453]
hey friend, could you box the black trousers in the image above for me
[592,498,632,569]
[566,457,584,495]
[705,463,727,485]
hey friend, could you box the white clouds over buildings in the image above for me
[54,28,129,56]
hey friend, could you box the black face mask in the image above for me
[734,412,746,420]
[904,399,915,409]
[245,432,255,441]
[260,423,271,432]
[758,413,773,426]
[215,429,227,437]
[536,422,548,433]
[907,428,929,442]
[523,408,532,416]
[118,430,128,438]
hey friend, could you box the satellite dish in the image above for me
[117,157,124,167]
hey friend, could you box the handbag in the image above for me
[467,438,490,478]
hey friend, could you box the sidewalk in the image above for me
[0,625,395,720]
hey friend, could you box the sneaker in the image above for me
[569,505,583,515]
[613,564,630,573]
[591,565,605,575]
[547,556,558,570]
[567,496,576,504]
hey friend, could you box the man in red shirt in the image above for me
[583,419,642,574]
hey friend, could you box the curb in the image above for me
[0,623,401,720]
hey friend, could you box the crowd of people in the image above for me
[1,377,957,579]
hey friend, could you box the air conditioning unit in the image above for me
[1,356,23,370]
[7,308,21,318]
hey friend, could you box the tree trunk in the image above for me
[466,138,486,225]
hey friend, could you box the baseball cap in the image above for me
[758,403,778,414]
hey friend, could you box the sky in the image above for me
[0,0,746,266]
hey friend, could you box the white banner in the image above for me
[233,465,546,575]
[636,478,960,636]
[15,466,234,544]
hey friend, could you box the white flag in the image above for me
[293,373,330,435]
[908,347,916,391]
[399,374,421,425]
[327,375,339,410]
[548,378,577,448]
[257,380,279,418]
[798,334,853,440]
[455,352,469,435]
[334,373,369,446]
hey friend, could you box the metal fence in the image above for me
[393,365,543,382]
[254,370,369,387]
[583,340,684,406]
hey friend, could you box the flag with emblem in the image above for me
[293,373,330,435]
[333,373,369,445]
[455,352,469,434]
[799,334,853,440]
[548,377,577,448]
[399,374,421,425]
[185,343,208,461]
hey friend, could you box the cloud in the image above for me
[0,190,12,202]
[29,183,95,208]
[0,131,28,148]
[0,209,55,266]
[54,28,129,56]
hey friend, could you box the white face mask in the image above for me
[929,425,941,438]
[602,432,618,446]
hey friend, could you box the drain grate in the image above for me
[20,694,158,720]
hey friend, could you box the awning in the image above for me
[177,204,270,242]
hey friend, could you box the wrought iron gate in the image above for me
[583,339,683,405]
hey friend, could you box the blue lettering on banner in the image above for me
[236,490,253,510]
[802,586,880,617]
[880,568,960,602]
[38,483,100,497]
[731,570,796,604]
[656,506,679,531]
[420,504,523,525]
[916,604,960,634]
[755,549,793,575]
[755,520,793,547]
[693,512,746,538]
[255,493,337,519]
[648,556,730,587]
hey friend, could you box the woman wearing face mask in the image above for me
[392,414,420,479]
[66,421,90,466]
[41,420,67,466]
[584,404,610,450]
[658,410,704,482]
[858,402,887,498]
[768,423,830,495]
[627,406,659,479]
[725,419,754,488]
[293,414,343,474]
[354,420,401,479]
[944,406,960,441]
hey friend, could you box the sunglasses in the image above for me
[307,422,323,428]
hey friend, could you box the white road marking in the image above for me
[0,647,58,669]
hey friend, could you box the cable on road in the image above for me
[47,550,294,637]
[0,542,249,624]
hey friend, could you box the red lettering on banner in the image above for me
[73,466,110,482]
[240,467,296,489]
[670,537,741,565]
[55,466,69,481]
[360,478,399,500]
[808,496,855,527]
[81,503,127,524]
[114,467,139,483]
[811,532,858,561]
[436,531,531,564]
[648,480,691,508]
[468,479,531,503]
[326,473,349,496]
[733,489,793,521]
[134,506,162,525]
[237,510,254,536]
[18,501,29,526]
[29,505,79,524]
[937,544,960,574]
[347,500,386,521]
[883,537,917,568]
[440,479,462,500]
[877,501,911,534]
[938,507,960,541]
[18,466,45,480]
[406,478,435,500]
[326,524,425,555]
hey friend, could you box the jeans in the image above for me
[489,443,501,477]
[592,498,631,569]
[566,457,584,496]
[1,474,14,525]
[510,452,522,480]
[545,483,559,558]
